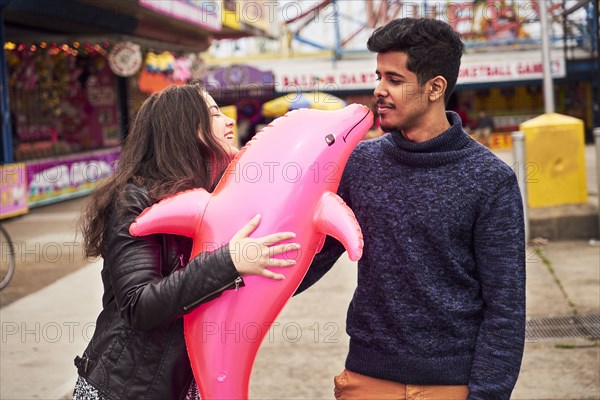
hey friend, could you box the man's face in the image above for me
[374,51,430,133]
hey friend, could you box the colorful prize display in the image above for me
[107,41,142,77]
[130,104,373,399]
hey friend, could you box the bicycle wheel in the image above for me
[0,224,16,290]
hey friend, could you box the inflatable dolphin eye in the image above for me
[325,133,336,146]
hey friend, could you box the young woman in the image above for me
[74,84,299,400]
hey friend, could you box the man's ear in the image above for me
[428,76,447,102]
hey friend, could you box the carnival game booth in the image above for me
[4,40,121,207]
[3,41,255,207]
[4,38,217,207]
[0,0,233,208]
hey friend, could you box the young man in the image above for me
[297,18,525,400]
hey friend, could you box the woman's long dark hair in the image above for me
[80,84,231,259]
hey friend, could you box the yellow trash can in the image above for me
[520,113,588,208]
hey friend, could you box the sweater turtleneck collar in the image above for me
[381,111,478,167]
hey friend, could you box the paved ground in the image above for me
[0,145,599,399]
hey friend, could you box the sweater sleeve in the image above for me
[104,185,241,331]
[295,236,345,294]
[468,174,526,399]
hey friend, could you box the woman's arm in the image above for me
[103,185,241,331]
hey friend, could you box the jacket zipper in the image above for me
[234,276,242,291]
[182,276,243,311]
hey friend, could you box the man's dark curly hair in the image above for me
[367,18,464,103]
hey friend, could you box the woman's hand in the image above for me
[229,214,300,280]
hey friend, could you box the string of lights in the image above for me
[4,41,111,57]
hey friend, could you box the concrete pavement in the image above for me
[0,146,599,400]
[0,260,103,399]
[1,226,598,399]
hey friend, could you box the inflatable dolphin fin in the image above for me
[129,188,211,238]
[314,191,363,261]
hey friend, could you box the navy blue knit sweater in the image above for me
[298,112,526,400]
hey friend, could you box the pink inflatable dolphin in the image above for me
[129,104,373,399]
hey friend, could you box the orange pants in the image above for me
[334,369,469,400]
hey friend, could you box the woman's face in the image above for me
[203,93,238,157]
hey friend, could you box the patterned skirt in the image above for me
[72,376,200,400]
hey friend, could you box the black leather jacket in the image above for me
[74,184,243,400]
